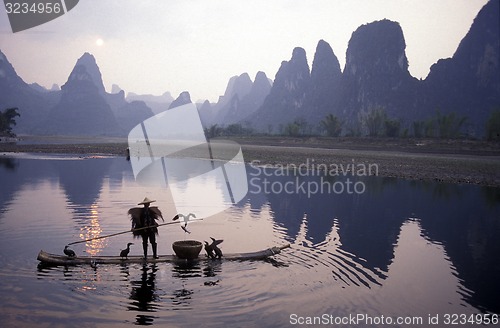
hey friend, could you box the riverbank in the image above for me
[1,136,499,187]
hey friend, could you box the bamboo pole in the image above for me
[67,220,201,246]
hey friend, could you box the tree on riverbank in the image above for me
[435,110,467,138]
[413,110,467,138]
[361,107,386,137]
[320,114,343,137]
[384,118,401,137]
[284,118,309,137]
[361,107,401,137]
[0,107,20,137]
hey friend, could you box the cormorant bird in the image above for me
[204,237,223,259]
[211,237,223,259]
[204,241,215,259]
[120,242,134,259]
[172,213,196,234]
[63,245,76,257]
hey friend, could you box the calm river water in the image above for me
[0,154,499,327]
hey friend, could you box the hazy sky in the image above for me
[0,0,489,102]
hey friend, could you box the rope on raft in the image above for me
[67,220,200,246]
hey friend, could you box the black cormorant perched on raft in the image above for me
[63,245,76,257]
[204,237,223,259]
[120,243,134,259]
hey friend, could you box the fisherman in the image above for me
[128,197,164,259]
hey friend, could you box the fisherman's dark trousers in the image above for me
[141,231,157,258]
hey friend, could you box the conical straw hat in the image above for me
[138,197,156,205]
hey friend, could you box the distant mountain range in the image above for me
[203,71,272,127]
[248,0,499,136]
[0,0,497,137]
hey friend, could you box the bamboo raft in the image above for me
[37,244,290,266]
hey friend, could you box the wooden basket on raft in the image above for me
[172,240,203,259]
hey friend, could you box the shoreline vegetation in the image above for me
[1,135,499,187]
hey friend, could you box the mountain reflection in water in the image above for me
[0,155,499,327]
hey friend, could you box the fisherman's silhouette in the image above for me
[128,197,164,259]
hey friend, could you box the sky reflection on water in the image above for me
[0,154,499,327]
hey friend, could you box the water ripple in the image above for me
[273,215,385,290]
